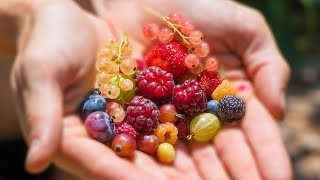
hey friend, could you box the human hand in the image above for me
[91,0,292,179]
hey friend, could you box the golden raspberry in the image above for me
[211,80,236,101]
[154,122,178,145]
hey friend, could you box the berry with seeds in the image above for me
[195,42,210,57]
[154,122,178,145]
[109,107,126,122]
[143,23,159,40]
[212,80,236,101]
[115,122,137,139]
[197,70,222,98]
[189,31,203,45]
[159,28,174,43]
[206,100,219,116]
[146,41,188,78]
[105,102,120,114]
[180,21,195,36]
[137,133,159,155]
[172,79,207,116]
[184,54,200,69]
[112,134,136,157]
[217,95,246,122]
[175,117,190,140]
[136,66,175,101]
[167,13,183,26]
[120,57,137,75]
[119,78,134,92]
[125,96,159,132]
[157,143,175,164]
[189,113,220,142]
[85,111,115,143]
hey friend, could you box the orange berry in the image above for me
[211,80,236,101]
[154,122,178,145]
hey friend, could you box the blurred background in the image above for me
[0,0,319,179]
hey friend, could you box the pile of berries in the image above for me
[81,12,246,164]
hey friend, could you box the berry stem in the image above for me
[186,134,193,141]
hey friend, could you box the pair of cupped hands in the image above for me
[11,0,291,179]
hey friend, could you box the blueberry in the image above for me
[81,94,106,118]
[206,100,219,115]
[85,111,115,143]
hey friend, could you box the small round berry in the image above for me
[159,104,178,123]
[81,94,106,118]
[115,122,137,139]
[121,43,133,56]
[180,21,195,36]
[105,102,121,114]
[189,113,220,142]
[184,54,200,69]
[96,71,111,85]
[119,78,134,92]
[198,70,222,97]
[190,64,203,74]
[159,28,174,44]
[154,122,178,145]
[189,31,203,45]
[217,95,246,122]
[110,107,126,122]
[212,80,236,101]
[85,111,115,143]
[206,100,219,115]
[168,13,183,27]
[143,23,160,40]
[206,57,219,71]
[157,143,175,164]
[112,134,136,157]
[120,57,137,75]
[104,84,121,99]
[97,49,113,60]
[137,133,159,155]
[195,42,210,57]
[105,38,117,48]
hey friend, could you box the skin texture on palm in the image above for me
[7,0,292,179]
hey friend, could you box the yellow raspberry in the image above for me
[154,122,178,145]
[211,80,236,101]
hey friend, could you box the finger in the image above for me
[241,97,292,179]
[215,128,261,180]
[190,142,230,180]
[13,72,63,173]
[54,115,157,180]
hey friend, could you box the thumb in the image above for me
[11,70,63,173]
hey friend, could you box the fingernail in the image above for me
[26,139,41,172]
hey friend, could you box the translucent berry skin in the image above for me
[184,54,200,69]
[212,80,236,101]
[189,31,203,45]
[96,71,111,85]
[172,80,207,116]
[217,95,246,122]
[206,100,219,116]
[81,94,106,118]
[159,28,174,43]
[119,78,134,92]
[190,113,220,142]
[168,13,183,26]
[157,143,175,164]
[137,133,159,155]
[180,21,195,36]
[136,66,175,101]
[146,41,188,79]
[206,57,219,71]
[125,96,159,133]
[115,122,137,139]
[175,117,190,140]
[143,23,159,40]
[120,57,137,75]
[159,104,178,123]
[85,111,115,143]
[110,107,126,122]
[195,42,210,57]
[197,70,222,98]
[105,102,120,114]
[154,122,178,145]
[112,134,136,157]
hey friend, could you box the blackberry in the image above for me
[217,95,246,122]
[125,96,159,132]
[172,79,207,116]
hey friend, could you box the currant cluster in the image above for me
[81,12,246,164]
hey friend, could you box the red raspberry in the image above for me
[197,70,222,98]
[125,96,159,133]
[172,80,207,116]
[136,66,175,101]
[175,117,190,140]
[115,122,137,139]
[146,41,188,79]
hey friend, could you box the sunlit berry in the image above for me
[121,43,133,56]
[180,21,195,36]
[119,78,134,92]
[189,31,203,45]
[96,71,111,85]
[110,107,126,122]
[159,28,174,43]
[143,23,160,40]
[195,42,210,57]
[184,54,200,69]
[168,13,183,27]
[120,57,137,75]
[100,84,120,99]
[105,38,117,49]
